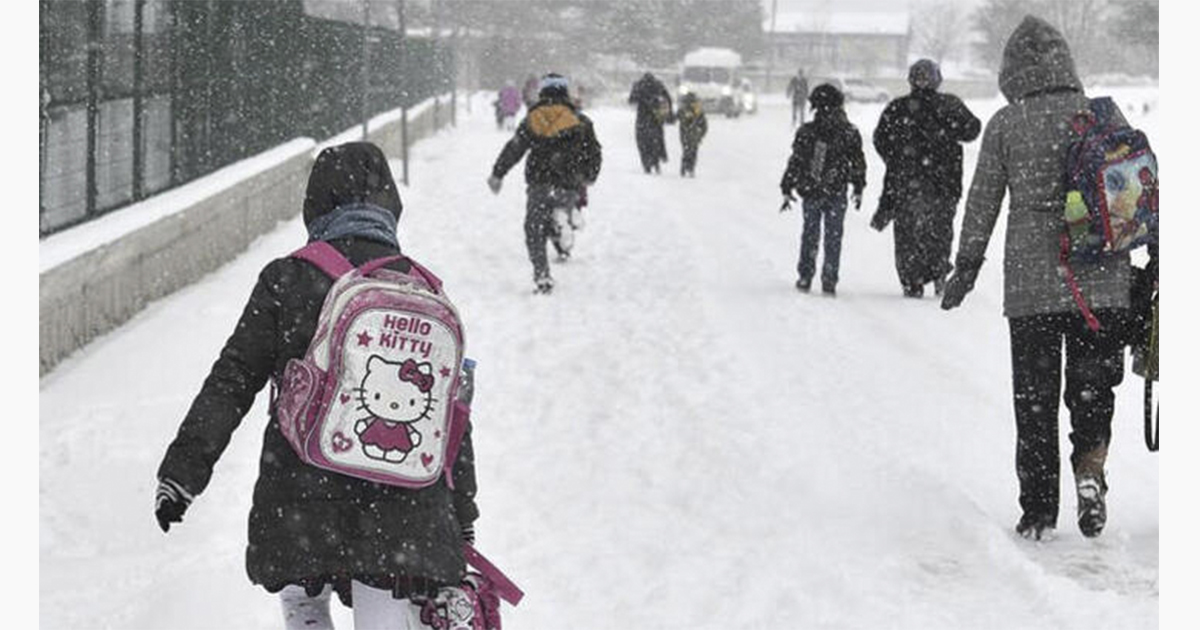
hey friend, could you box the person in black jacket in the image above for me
[780,84,867,297]
[489,73,603,294]
[872,59,981,298]
[155,142,479,628]
[627,72,674,174]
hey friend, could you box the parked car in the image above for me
[842,78,890,102]
[813,76,890,103]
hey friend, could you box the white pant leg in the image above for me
[350,580,426,630]
[280,584,334,630]
[552,207,573,251]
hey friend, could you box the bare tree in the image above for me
[912,0,971,65]
[1039,0,1112,75]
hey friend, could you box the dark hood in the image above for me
[998,15,1083,103]
[303,142,403,227]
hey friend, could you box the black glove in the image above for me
[780,188,796,212]
[940,258,983,310]
[461,523,476,545]
[851,190,863,211]
[155,477,193,533]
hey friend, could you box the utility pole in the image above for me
[766,0,778,94]
[361,0,371,140]
[399,0,408,185]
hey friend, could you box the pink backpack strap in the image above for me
[464,544,524,606]
[295,245,442,294]
[1059,234,1102,332]
[291,241,355,278]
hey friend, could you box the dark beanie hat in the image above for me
[809,83,844,110]
[538,72,570,100]
[908,59,943,91]
[303,142,403,227]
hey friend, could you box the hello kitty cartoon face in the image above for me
[355,356,436,424]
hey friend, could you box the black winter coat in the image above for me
[492,95,602,189]
[872,89,980,222]
[781,108,867,200]
[158,143,479,604]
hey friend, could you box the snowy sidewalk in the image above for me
[41,94,1159,629]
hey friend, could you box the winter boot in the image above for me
[534,274,554,295]
[822,283,837,297]
[1074,445,1109,538]
[903,283,924,299]
[796,277,812,293]
[1015,512,1056,541]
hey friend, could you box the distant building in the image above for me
[765,12,911,78]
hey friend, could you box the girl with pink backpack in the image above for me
[154,142,518,629]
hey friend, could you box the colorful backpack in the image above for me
[418,545,525,630]
[272,241,471,488]
[1060,96,1158,330]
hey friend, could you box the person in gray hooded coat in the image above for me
[940,16,1133,541]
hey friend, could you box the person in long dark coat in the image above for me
[155,142,479,627]
[628,72,674,174]
[941,16,1139,542]
[872,59,981,298]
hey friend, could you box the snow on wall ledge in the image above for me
[39,93,457,376]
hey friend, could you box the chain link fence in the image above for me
[40,0,453,237]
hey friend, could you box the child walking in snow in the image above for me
[677,92,708,177]
[488,73,603,294]
[779,83,867,297]
[154,142,481,630]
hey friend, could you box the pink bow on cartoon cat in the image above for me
[398,359,435,393]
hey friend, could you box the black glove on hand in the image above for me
[780,189,796,212]
[461,523,476,545]
[940,258,983,310]
[155,477,193,533]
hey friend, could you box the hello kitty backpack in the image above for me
[272,241,470,488]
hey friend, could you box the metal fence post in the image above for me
[132,0,146,200]
[85,0,102,219]
[401,106,408,186]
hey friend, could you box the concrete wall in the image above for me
[40,94,456,376]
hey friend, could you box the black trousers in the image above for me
[524,185,578,281]
[1008,309,1127,524]
[681,139,700,175]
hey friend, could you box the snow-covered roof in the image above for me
[682,47,743,67]
[768,12,910,36]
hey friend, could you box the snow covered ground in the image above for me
[40,88,1163,629]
